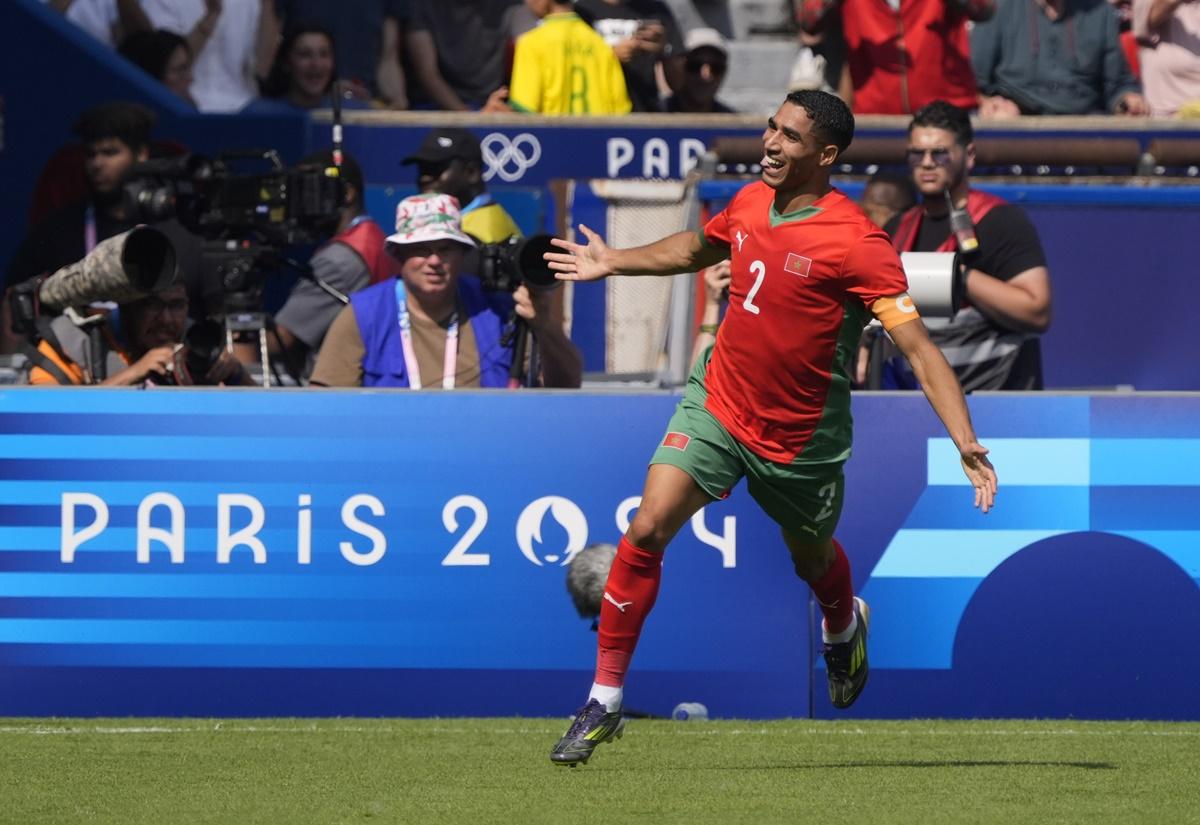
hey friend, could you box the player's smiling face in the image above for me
[760,102,837,192]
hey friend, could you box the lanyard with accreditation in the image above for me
[394,279,458,389]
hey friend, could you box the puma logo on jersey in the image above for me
[735,230,748,251]
[604,592,633,613]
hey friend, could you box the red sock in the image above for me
[594,537,663,687]
[809,539,855,635]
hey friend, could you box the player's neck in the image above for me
[773,182,831,214]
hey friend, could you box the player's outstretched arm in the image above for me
[888,318,999,513]
[546,225,727,282]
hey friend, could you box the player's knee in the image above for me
[626,510,673,554]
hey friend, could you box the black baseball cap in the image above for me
[401,127,483,166]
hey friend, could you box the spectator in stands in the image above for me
[860,170,917,229]
[404,128,523,243]
[787,11,850,100]
[118,29,196,105]
[883,101,1052,391]
[140,0,280,113]
[971,0,1149,117]
[664,27,735,113]
[45,0,152,47]
[7,103,152,293]
[244,24,372,113]
[310,193,582,388]
[509,0,633,115]
[26,280,249,386]
[1133,0,1200,117]
[276,0,409,108]
[405,0,523,111]
[575,0,687,112]
[798,0,993,115]
[1110,0,1142,78]
[270,152,386,382]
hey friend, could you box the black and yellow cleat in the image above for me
[823,596,870,709]
[550,699,626,767]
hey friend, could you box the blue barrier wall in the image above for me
[0,389,1196,720]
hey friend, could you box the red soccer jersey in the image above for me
[701,183,913,464]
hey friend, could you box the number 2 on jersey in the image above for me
[744,259,766,315]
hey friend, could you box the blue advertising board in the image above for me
[0,389,1197,721]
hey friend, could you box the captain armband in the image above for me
[872,293,921,332]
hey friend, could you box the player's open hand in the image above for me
[545,224,612,283]
[960,442,998,513]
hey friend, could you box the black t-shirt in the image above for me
[885,204,1047,283]
[884,203,1048,391]
[575,0,684,113]
[408,0,521,107]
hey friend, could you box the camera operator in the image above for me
[269,151,387,380]
[5,104,155,358]
[310,193,581,389]
[880,100,1052,392]
[28,281,250,387]
[405,128,521,245]
[6,102,211,353]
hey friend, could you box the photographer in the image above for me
[28,281,251,387]
[882,101,1052,391]
[405,128,521,245]
[309,193,581,389]
[270,151,386,380]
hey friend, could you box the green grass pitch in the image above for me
[1,718,1197,824]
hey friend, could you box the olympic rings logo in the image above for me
[481,132,542,183]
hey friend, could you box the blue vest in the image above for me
[350,276,514,388]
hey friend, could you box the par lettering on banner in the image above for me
[606,137,707,179]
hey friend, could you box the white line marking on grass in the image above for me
[0,723,1197,737]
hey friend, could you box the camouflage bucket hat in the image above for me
[385,192,476,252]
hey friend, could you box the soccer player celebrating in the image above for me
[544,90,998,767]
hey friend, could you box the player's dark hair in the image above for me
[909,100,974,146]
[302,149,365,209]
[72,101,156,152]
[784,90,855,156]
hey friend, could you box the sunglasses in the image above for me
[905,147,954,168]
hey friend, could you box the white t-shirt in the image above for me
[49,0,119,46]
[142,0,262,112]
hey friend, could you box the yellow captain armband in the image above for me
[872,293,921,332]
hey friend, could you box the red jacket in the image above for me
[805,0,982,115]
[335,217,391,286]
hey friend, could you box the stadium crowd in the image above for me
[6,0,1196,389]
[40,0,1200,117]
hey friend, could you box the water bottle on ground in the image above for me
[672,702,709,721]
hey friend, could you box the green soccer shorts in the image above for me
[649,355,845,540]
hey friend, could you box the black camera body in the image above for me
[144,320,230,386]
[125,152,342,245]
[474,234,559,293]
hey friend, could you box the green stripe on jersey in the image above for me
[795,300,871,466]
